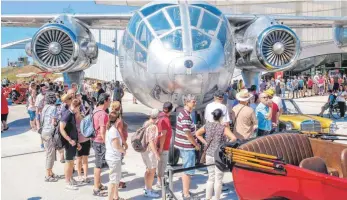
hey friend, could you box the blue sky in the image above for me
[1,1,137,67]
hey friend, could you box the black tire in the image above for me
[329,104,340,119]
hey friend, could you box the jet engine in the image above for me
[235,17,301,72]
[25,15,98,73]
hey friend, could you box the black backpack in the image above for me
[52,120,64,150]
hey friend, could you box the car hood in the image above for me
[280,115,333,128]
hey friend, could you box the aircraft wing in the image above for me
[1,14,132,29]
[227,14,347,28]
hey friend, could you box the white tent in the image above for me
[15,72,36,78]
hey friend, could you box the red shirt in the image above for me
[157,112,172,151]
[271,102,279,123]
[92,108,109,143]
[1,92,9,114]
[307,79,313,88]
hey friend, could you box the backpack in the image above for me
[52,120,64,150]
[131,124,152,153]
[80,110,102,138]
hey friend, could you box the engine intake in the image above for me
[236,17,301,72]
[27,15,98,73]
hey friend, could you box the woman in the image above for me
[286,79,293,99]
[1,90,9,131]
[41,92,62,182]
[196,109,236,200]
[75,108,91,183]
[105,111,126,200]
[27,89,37,130]
[318,75,325,96]
[336,85,346,118]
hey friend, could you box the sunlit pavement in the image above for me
[1,93,346,200]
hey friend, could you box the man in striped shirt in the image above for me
[174,94,200,200]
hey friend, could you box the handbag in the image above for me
[200,134,214,164]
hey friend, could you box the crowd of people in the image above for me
[1,71,346,200]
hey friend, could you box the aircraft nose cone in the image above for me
[184,60,194,69]
[48,42,62,55]
[273,42,285,55]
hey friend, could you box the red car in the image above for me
[223,133,347,200]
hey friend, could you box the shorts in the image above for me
[298,86,303,91]
[107,160,122,184]
[157,151,169,177]
[28,110,36,121]
[36,113,41,120]
[93,142,106,168]
[77,140,91,157]
[179,149,196,175]
[141,151,157,170]
[1,114,8,122]
[65,143,77,161]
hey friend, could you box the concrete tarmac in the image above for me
[1,93,346,200]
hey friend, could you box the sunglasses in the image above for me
[261,96,269,99]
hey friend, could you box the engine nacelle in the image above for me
[235,17,301,72]
[333,25,347,48]
[26,15,98,73]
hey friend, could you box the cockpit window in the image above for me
[141,3,174,17]
[191,29,211,51]
[166,6,181,27]
[148,11,172,36]
[161,29,183,51]
[200,11,219,36]
[136,22,153,49]
[128,13,141,36]
[135,44,147,63]
[189,7,201,27]
[218,20,227,47]
[123,31,134,50]
[193,4,222,16]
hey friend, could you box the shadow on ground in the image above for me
[1,118,31,138]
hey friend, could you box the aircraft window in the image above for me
[124,32,134,50]
[166,6,181,27]
[200,12,219,36]
[189,7,201,27]
[136,22,153,49]
[161,29,183,51]
[191,29,211,51]
[135,44,147,63]
[218,21,227,47]
[141,3,174,17]
[148,11,172,36]
[128,13,142,36]
[193,4,222,16]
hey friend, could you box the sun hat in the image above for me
[236,89,253,102]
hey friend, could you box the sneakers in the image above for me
[144,189,160,198]
[153,183,162,190]
[65,182,78,190]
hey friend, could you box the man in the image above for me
[313,72,320,95]
[36,85,48,148]
[113,81,124,103]
[96,82,105,101]
[292,76,299,99]
[231,89,258,140]
[155,102,173,189]
[71,82,78,93]
[226,83,237,111]
[256,93,272,136]
[174,94,200,200]
[260,79,267,92]
[205,90,230,125]
[264,89,280,133]
[318,90,336,117]
[92,93,111,196]
[59,99,82,190]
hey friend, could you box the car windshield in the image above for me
[282,99,300,115]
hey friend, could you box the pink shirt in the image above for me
[92,108,109,143]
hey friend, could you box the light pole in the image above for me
[112,30,118,81]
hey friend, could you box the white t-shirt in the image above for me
[272,96,283,109]
[337,91,347,102]
[35,93,45,110]
[204,102,230,123]
[105,126,123,161]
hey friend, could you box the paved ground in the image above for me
[1,94,346,200]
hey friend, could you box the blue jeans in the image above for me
[179,149,196,175]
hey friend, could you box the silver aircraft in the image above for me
[2,1,347,109]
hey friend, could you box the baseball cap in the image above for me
[214,90,225,99]
[163,102,173,112]
[149,108,159,119]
